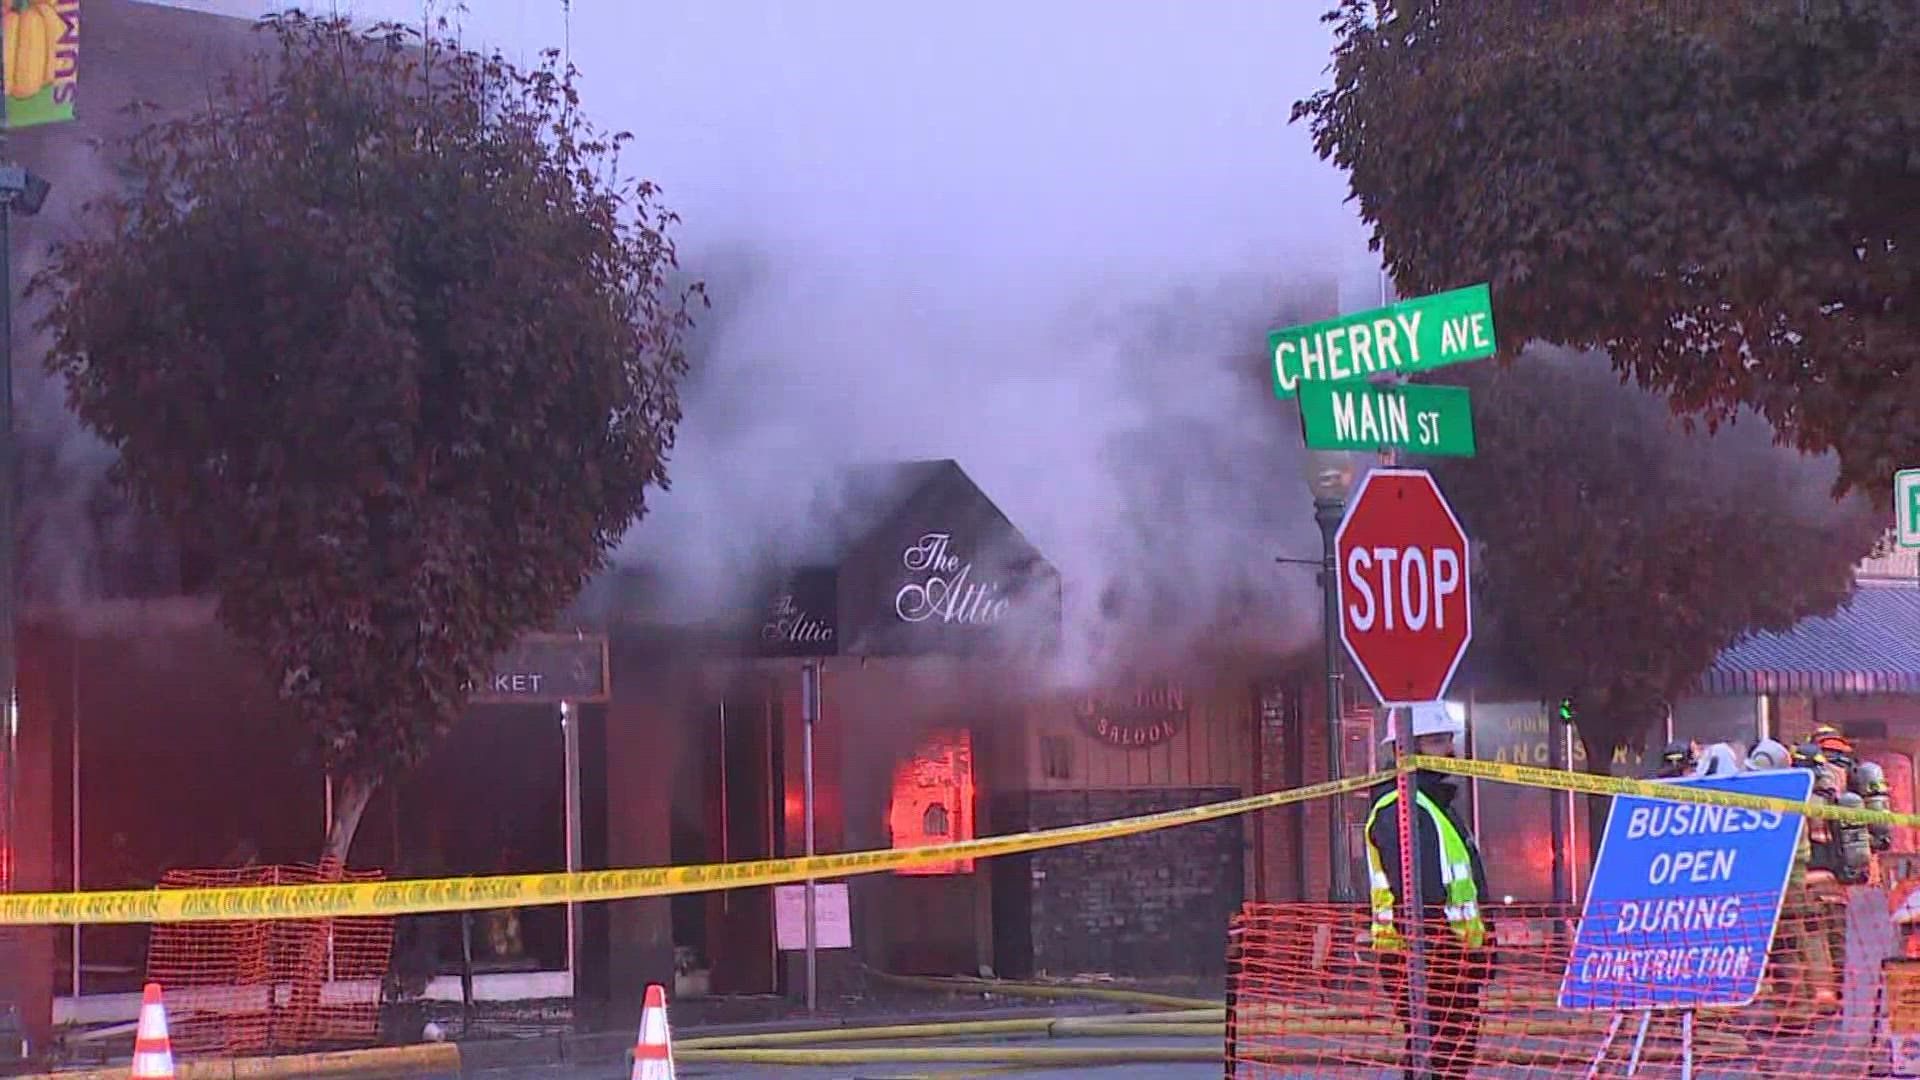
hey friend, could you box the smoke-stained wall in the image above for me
[9,0,269,608]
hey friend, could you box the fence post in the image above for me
[1224,911,1244,1079]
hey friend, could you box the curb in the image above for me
[16,1043,461,1080]
[458,1005,1122,1074]
[28,1005,1137,1078]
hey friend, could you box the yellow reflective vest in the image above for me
[1364,786,1487,951]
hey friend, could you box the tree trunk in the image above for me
[282,769,380,1051]
[323,770,379,868]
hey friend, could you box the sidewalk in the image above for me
[46,979,1213,1076]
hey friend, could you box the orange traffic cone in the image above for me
[629,983,674,1080]
[131,983,175,1080]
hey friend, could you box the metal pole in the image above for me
[1465,692,1481,845]
[1394,762,1429,1078]
[0,178,18,1021]
[1564,720,1581,897]
[324,774,336,981]
[69,635,79,1000]
[800,662,819,1013]
[1316,497,1350,901]
[561,702,581,993]
[1549,704,1569,903]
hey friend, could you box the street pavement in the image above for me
[474,1034,1229,1079]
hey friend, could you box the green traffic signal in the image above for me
[1556,697,1577,723]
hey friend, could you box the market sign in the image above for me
[469,633,609,704]
[1270,283,1495,399]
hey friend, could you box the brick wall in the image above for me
[1007,788,1242,978]
[1255,683,1379,903]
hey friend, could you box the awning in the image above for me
[751,460,1063,659]
[1699,583,1920,696]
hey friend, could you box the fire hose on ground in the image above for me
[657,1007,1754,1070]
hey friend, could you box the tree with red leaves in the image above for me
[34,12,702,863]
[1295,1,1918,502]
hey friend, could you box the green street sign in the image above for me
[1898,468,1920,549]
[1299,382,1477,457]
[1270,283,1496,399]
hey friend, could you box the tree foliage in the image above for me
[33,12,701,859]
[1426,350,1886,776]
[1296,1,1919,499]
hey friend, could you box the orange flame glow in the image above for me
[888,729,975,875]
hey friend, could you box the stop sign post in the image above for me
[1335,468,1473,707]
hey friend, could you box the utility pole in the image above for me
[1313,492,1348,901]
[0,151,52,1066]
[1295,449,1360,901]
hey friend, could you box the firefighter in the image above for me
[1366,702,1492,1080]
[1813,725,1854,772]
[1747,738,1792,772]
[1652,739,1699,779]
[1781,737,1843,1006]
[1853,760,1895,884]
[1808,727,1872,1006]
[1748,739,1816,1016]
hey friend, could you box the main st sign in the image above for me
[1334,468,1473,707]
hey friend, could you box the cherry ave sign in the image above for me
[1334,468,1472,706]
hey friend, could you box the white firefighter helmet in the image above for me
[1746,738,1792,772]
[1692,742,1744,778]
[1385,701,1464,745]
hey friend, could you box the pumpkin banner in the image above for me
[3,0,77,128]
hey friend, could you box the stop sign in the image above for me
[1334,468,1472,706]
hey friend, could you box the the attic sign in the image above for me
[894,532,1012,626]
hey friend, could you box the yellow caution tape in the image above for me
[5,752,1901,927]
[1405,753,1920,829]
[0,770,1393,926]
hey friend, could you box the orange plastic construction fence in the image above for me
[145,862,393,1056]
[1226,893,1908,1078]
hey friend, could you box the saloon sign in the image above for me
[1074,682,1187,750]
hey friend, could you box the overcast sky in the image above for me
[129,1,1388,678]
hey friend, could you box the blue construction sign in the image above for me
[1557,767,1816,1011]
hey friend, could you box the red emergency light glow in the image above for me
[888,729,975,876]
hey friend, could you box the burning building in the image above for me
[585,458,1317,1007]
[0,0,1355,1047]
[5,453,1343,1040]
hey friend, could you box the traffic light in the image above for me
[1556,697,1578,724]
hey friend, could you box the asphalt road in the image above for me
[474,1035,1235,1079]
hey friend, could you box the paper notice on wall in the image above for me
[775,883,852,951]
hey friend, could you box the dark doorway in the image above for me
[673,691,783,997]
